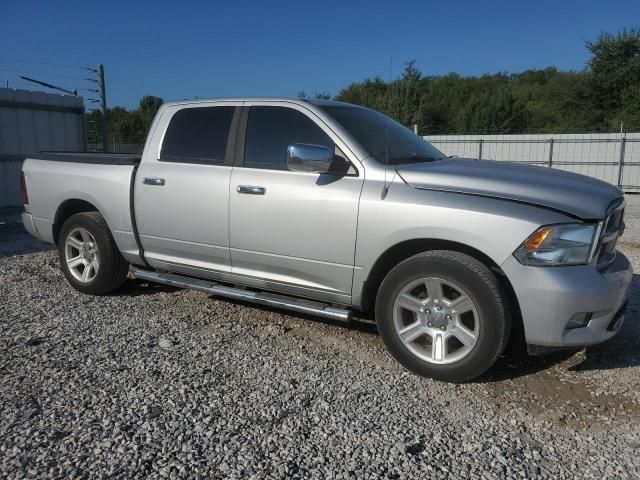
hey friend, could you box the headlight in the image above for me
[513,224,598,266]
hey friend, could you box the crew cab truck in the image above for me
[21,98,633,382]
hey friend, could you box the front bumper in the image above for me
[501,251,633,349]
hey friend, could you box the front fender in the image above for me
[352,180,573,307]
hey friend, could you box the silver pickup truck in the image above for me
[20,98,632,382]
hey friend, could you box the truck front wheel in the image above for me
[58,212,129,295]
[375,250,509,382]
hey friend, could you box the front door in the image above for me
[229,104,363,304]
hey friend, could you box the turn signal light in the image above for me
[523,227,550,250]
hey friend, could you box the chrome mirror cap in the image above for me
[287,143,333,174]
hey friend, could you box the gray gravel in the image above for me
[1,202,640,479]
[620,194,640,248]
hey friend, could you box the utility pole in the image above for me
[97,64,108,152]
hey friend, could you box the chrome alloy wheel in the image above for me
[393,277,480,364]
[64,227,100,283]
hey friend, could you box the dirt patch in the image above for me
[288,322,392,369]
[489,353,640,431]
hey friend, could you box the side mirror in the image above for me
[287,143,334,174]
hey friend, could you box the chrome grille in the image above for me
[595,198,625,270]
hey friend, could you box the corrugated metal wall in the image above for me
[0,87,86,208]
[425,133,640,192]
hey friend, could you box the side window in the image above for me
[244,106,334,170]
[160,106,235,164]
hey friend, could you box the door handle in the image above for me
[237,185,266,195]
[143,177,165,186]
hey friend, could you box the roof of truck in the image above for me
[160,97,356,108]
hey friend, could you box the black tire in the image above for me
[58,212,129,295]
[375,250,509,382]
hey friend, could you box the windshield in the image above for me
[320,105,445,165]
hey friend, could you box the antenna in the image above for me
[382,57,393,199]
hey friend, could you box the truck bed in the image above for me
[22,153,141,263]
[29,152,141,165]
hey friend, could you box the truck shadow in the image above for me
[116,278,181,297]
[0,231,54,258]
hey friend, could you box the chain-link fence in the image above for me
[425,133,640,192]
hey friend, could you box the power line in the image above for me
[1,80,42,89]
[19,75,77,96]
[2,80,79,91]
[0,58,91,70]
[2,60,109,151]
[0,68,88,81]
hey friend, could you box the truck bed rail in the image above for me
[27,152,141,165]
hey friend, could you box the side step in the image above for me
[133,270,352,322]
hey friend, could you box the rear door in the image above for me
[135,102,240,276]
[228,103,364,304]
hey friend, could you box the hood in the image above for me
[396,158,622,219]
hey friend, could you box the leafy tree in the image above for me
[614,84,640,131]
[138,95,164,128]
[402,60,421,82]
[335,28,640,134]
[337,77,390,113]
[389,60,422,126]
[86,95,164,150]
[297,91,331,100]
[512,68,590,133]
[586,28,640,130]
[456,87,527,134]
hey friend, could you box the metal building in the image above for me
[0,87,86,208]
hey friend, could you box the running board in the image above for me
[133,270,352,322]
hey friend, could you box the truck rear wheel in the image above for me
[375,250,509,382]
[58,212,129,295]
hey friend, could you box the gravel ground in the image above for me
[1,199,639,479]
[620,194,640,248]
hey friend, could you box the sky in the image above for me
[1,0,638,109]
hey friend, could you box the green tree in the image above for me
[402,60,421,82]
[390,60,422,126]
[512,68,590,133]
[336,77,390,113]
[138,95,164,132]
[85,95,164,151]
[614,84,640,131]
[456,88,527,134]
[586,28,640,130]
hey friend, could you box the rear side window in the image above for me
[160,106,235,164]
[244,106,333,170]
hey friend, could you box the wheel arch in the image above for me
[361,238,524,347]
[52,199,99,246]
